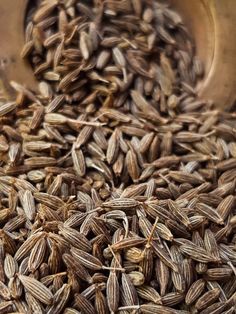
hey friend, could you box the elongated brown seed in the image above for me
[19,274,53,305]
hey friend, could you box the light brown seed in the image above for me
[47,284,71,314]
[195,288,221,310]
[179,242,218,263]
[71,247,103,270]
[45,95,65,113]
[216,195,234,220]
[62,253,92,284]
[185,279,205,305]
[74,293,96,314]
[0,102,17,116]
[95,288,108,314]
[126,149,140,182]
[96,50,111,69]
[131,90,167,124]
[103,198,139,209]
[14,232,44,261]
[19,274,53,305]
[107,129,120,164]
[107,271,119,313]
[136,285,162,304]
[72,146,86,177]
[4,253,18,279]
[0,280,11,300]
[162,292,185,307]
[58,224,92,252]
[152,242,178,272]
[80,31,92,60]
[28,237,46,272]
[25,292,44,314]
[196,203,224,225]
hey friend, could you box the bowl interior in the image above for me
[169,0,215,87]
[0,0,221,103]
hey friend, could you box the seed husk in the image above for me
[195,288,221,310]
[107,271,119,313]
[18,274,53,305]
[185,279,206,305]
[74,293,96,314]
[137,285,162,304]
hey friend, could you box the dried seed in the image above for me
[152,242,178,272]
[162,292,185,307]
[179,243,218,263]
[4,253,18,279]
[74,293,96,314]
[107,271,119,313]
[195,288,221,310]
[131,90,167,124]
[28,237,46,272]
[185,279,205,305]
[126,149,140,182]
[19,274,53,305]
[58,224,92,252]
[137,285,162,304]
[107,129,120,164]
[196,203,224,225]
[72,146,86,177]
[71,247,103,270]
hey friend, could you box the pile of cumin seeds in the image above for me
[0,0,235,313]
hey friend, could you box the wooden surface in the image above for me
[0,0,37,98]
[166,0,236,110]
[0,0,235,109]
[199,0,236,110]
